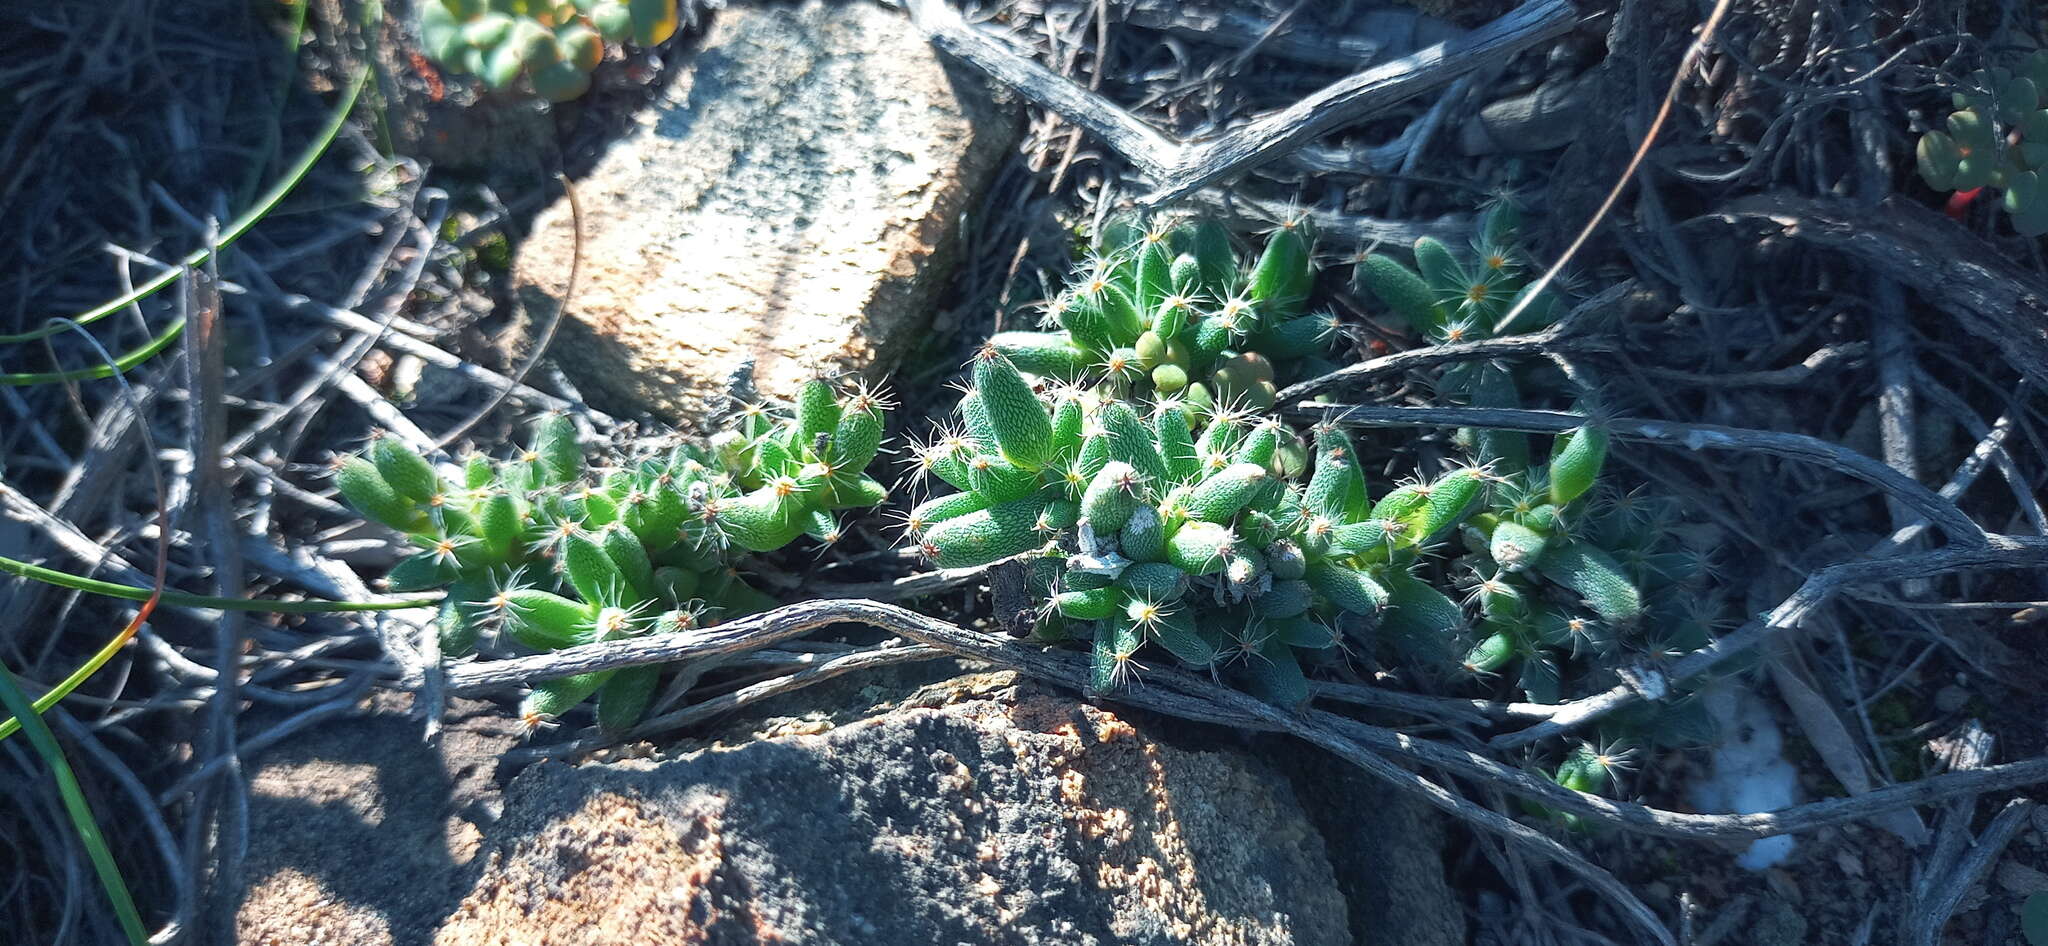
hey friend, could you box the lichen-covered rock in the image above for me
[513,0,1018,425]
[435,675,1352,945]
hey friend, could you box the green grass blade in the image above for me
[1,317,185,386]
[0,662,148,945]
[0,554,437,742]
[0,554,436,613]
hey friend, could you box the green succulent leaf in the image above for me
[500,589,597,651]
[1548,426,1608,507]
[596,664,661,732]
[989,331,1091,381]
[521,670,613,720]
[1240,637,1309,707]
[336,456,427,533]
[1534,539,1642,624]
[1358,254,1444,335]
[923,497,1047,568]
[973,347,1055,469]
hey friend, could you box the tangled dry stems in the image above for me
[8,0,2048,943]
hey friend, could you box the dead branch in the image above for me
[431,598,2048,844]
[1906,796,2037,946]
[906,0,1576,204]
[1491,542,2048,748]
[1715,194,2048,391]
[1001,1,1463,71]
[1274,281,1625,404]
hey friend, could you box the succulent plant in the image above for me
[888,198,1729,828]
[334,379,891,729]
[987,214,1340,413]
[1356,206,1720,807]
[902,347,1330,703]
[1354,199,1571,470]
[899,343,1702,718]
[1915,49,2048,235]
[417,0,680,102]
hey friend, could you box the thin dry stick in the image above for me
[1489,0,1735,334]
[509,643,951,762]
[1274,281,1624,404]
[801,562,990,600]
[905,0,1576,204]
[222,193,449,455]
[1492,542,2048,749]
[1498,386,2048,749]
[1907,798,2037,946]
[1715,193,2048,390]
[434,173,584,449]
[431,599,2048,844]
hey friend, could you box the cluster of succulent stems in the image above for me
[335,379,890,730]
[1915,49,2048,235]
[418,0,681,102]
[338,210,1721,809]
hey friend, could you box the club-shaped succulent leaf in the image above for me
[1548,427,1608,506]
[336,456,430,533]
[973,348,1055,469]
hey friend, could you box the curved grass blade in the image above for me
[0,661,148,945]
[0,555,435,613]
[1,316,185,386]
[0,555,435,742]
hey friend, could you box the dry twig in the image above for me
[906,0,1576,204]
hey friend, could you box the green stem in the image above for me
[0,554,436,742]
[0,661,148,945]
[0,554,438,613]
[237,0,311,208]
[1,317,185,386]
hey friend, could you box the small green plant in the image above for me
[895,206,1724,819]
[1357,202,1718,812]
[902,347,1329,703]
[900,340,1710,734]
[417,0,680,102]
[335,379,891,729]
[1354,199,1568,469]
[988,214,1339,412]
[1915,49,2048,234]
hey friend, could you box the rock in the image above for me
[436,674,1353,945]
[1266,743,1465,946]
[231,692,526,946]
[514,0,1019,425]
[1456,71,1602,155]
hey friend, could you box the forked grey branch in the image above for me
[904,0,1578,204]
